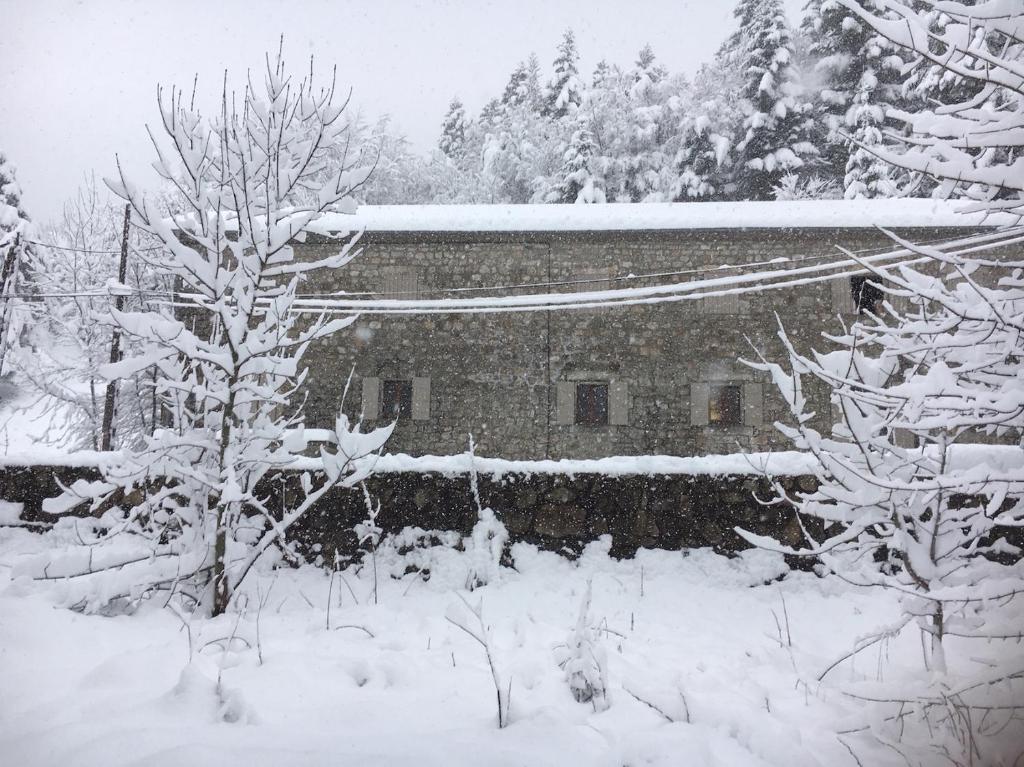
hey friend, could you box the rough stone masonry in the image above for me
[295,203,997,460]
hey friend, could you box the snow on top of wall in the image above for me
[3,445,1021,479]
[310,200,1010,236]
[352,451,819,478]
[0,447,812,476]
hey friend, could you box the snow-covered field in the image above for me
[4,525,1014,767]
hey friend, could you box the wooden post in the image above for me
[100,205,131,451]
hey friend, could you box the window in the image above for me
[575,383,608,426]
[381,379,412,420]
[708,384,741,426]
[850,276,883,315]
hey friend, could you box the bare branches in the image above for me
[446,593,511,728]
[42,44,393,617]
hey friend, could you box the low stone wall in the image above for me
[0,463,104,526]
[1,462,813,563]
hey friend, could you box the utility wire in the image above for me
[25,228,982,296]
[24,238,164,254]
[11,228,1021,314]
[291,230,985,298]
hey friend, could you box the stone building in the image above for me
[294,200,1004,460]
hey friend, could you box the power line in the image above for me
[8,227,1021,316]
[293,230,981,299]
[24,238,164,254]
[25,227,980,296]
[280,228,1024,314]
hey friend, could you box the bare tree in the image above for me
[37,46,392,617]
[742,4,1024,761]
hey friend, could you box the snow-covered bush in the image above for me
[465,507,509,591]
[32,49,392,617]
[554,580,609,711]
[464,438,509,590]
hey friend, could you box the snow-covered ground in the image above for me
[2,525,1015,767]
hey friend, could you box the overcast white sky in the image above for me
[1,0,806,222]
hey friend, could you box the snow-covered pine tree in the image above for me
[840,0,1022,214]
[0,154,32,377]
[721,0,818,200]
[43,49,394,617]
[591,59,611,88]
[522,53,545,113]
[545,29,583,119]
[673,112,729,201]
[439,97,468,160]
[800,0,905,198]
[484,59,563,203]
[672,59,741,201]
[548,115,605,203]
[620,45,672,202]
[899,0,985,111]
[501,61,530,107]
[581,62,632,200]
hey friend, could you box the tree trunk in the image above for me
[930,602,947,674]
[211,384,238,617]
[212,502,230,616]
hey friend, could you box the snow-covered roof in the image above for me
[310,200,1009,235]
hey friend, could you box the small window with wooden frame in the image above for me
[575,382,609,426]
[708,384,742,426]
[381,379,413,420]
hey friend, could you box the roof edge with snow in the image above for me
[308,200,1013,236]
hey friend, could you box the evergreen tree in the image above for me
[721,0,817,199]
[843,67,900,198]
[632,44,668,88]
[484,70,563,203]
[621,45,672,201]
[545,29,583,118]
[800,0,904,197]
[522,53,544,112]
[0,154,32,376]
[478,98,503,130]
[583,62,632,198]
[439,97,468,159]
[501,61,529,106]
[672,60,741,201]
[549,117,605,203]
[673,114,728,200]
[901,0,983,107]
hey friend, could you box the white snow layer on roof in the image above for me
[310,199,1011,235]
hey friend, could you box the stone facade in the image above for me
[297,224,987,459]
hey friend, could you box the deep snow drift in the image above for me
[2,526,1019,767]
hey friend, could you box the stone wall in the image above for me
[288,469,816,565]
[1,462,814,564]
[297,227,979,460]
